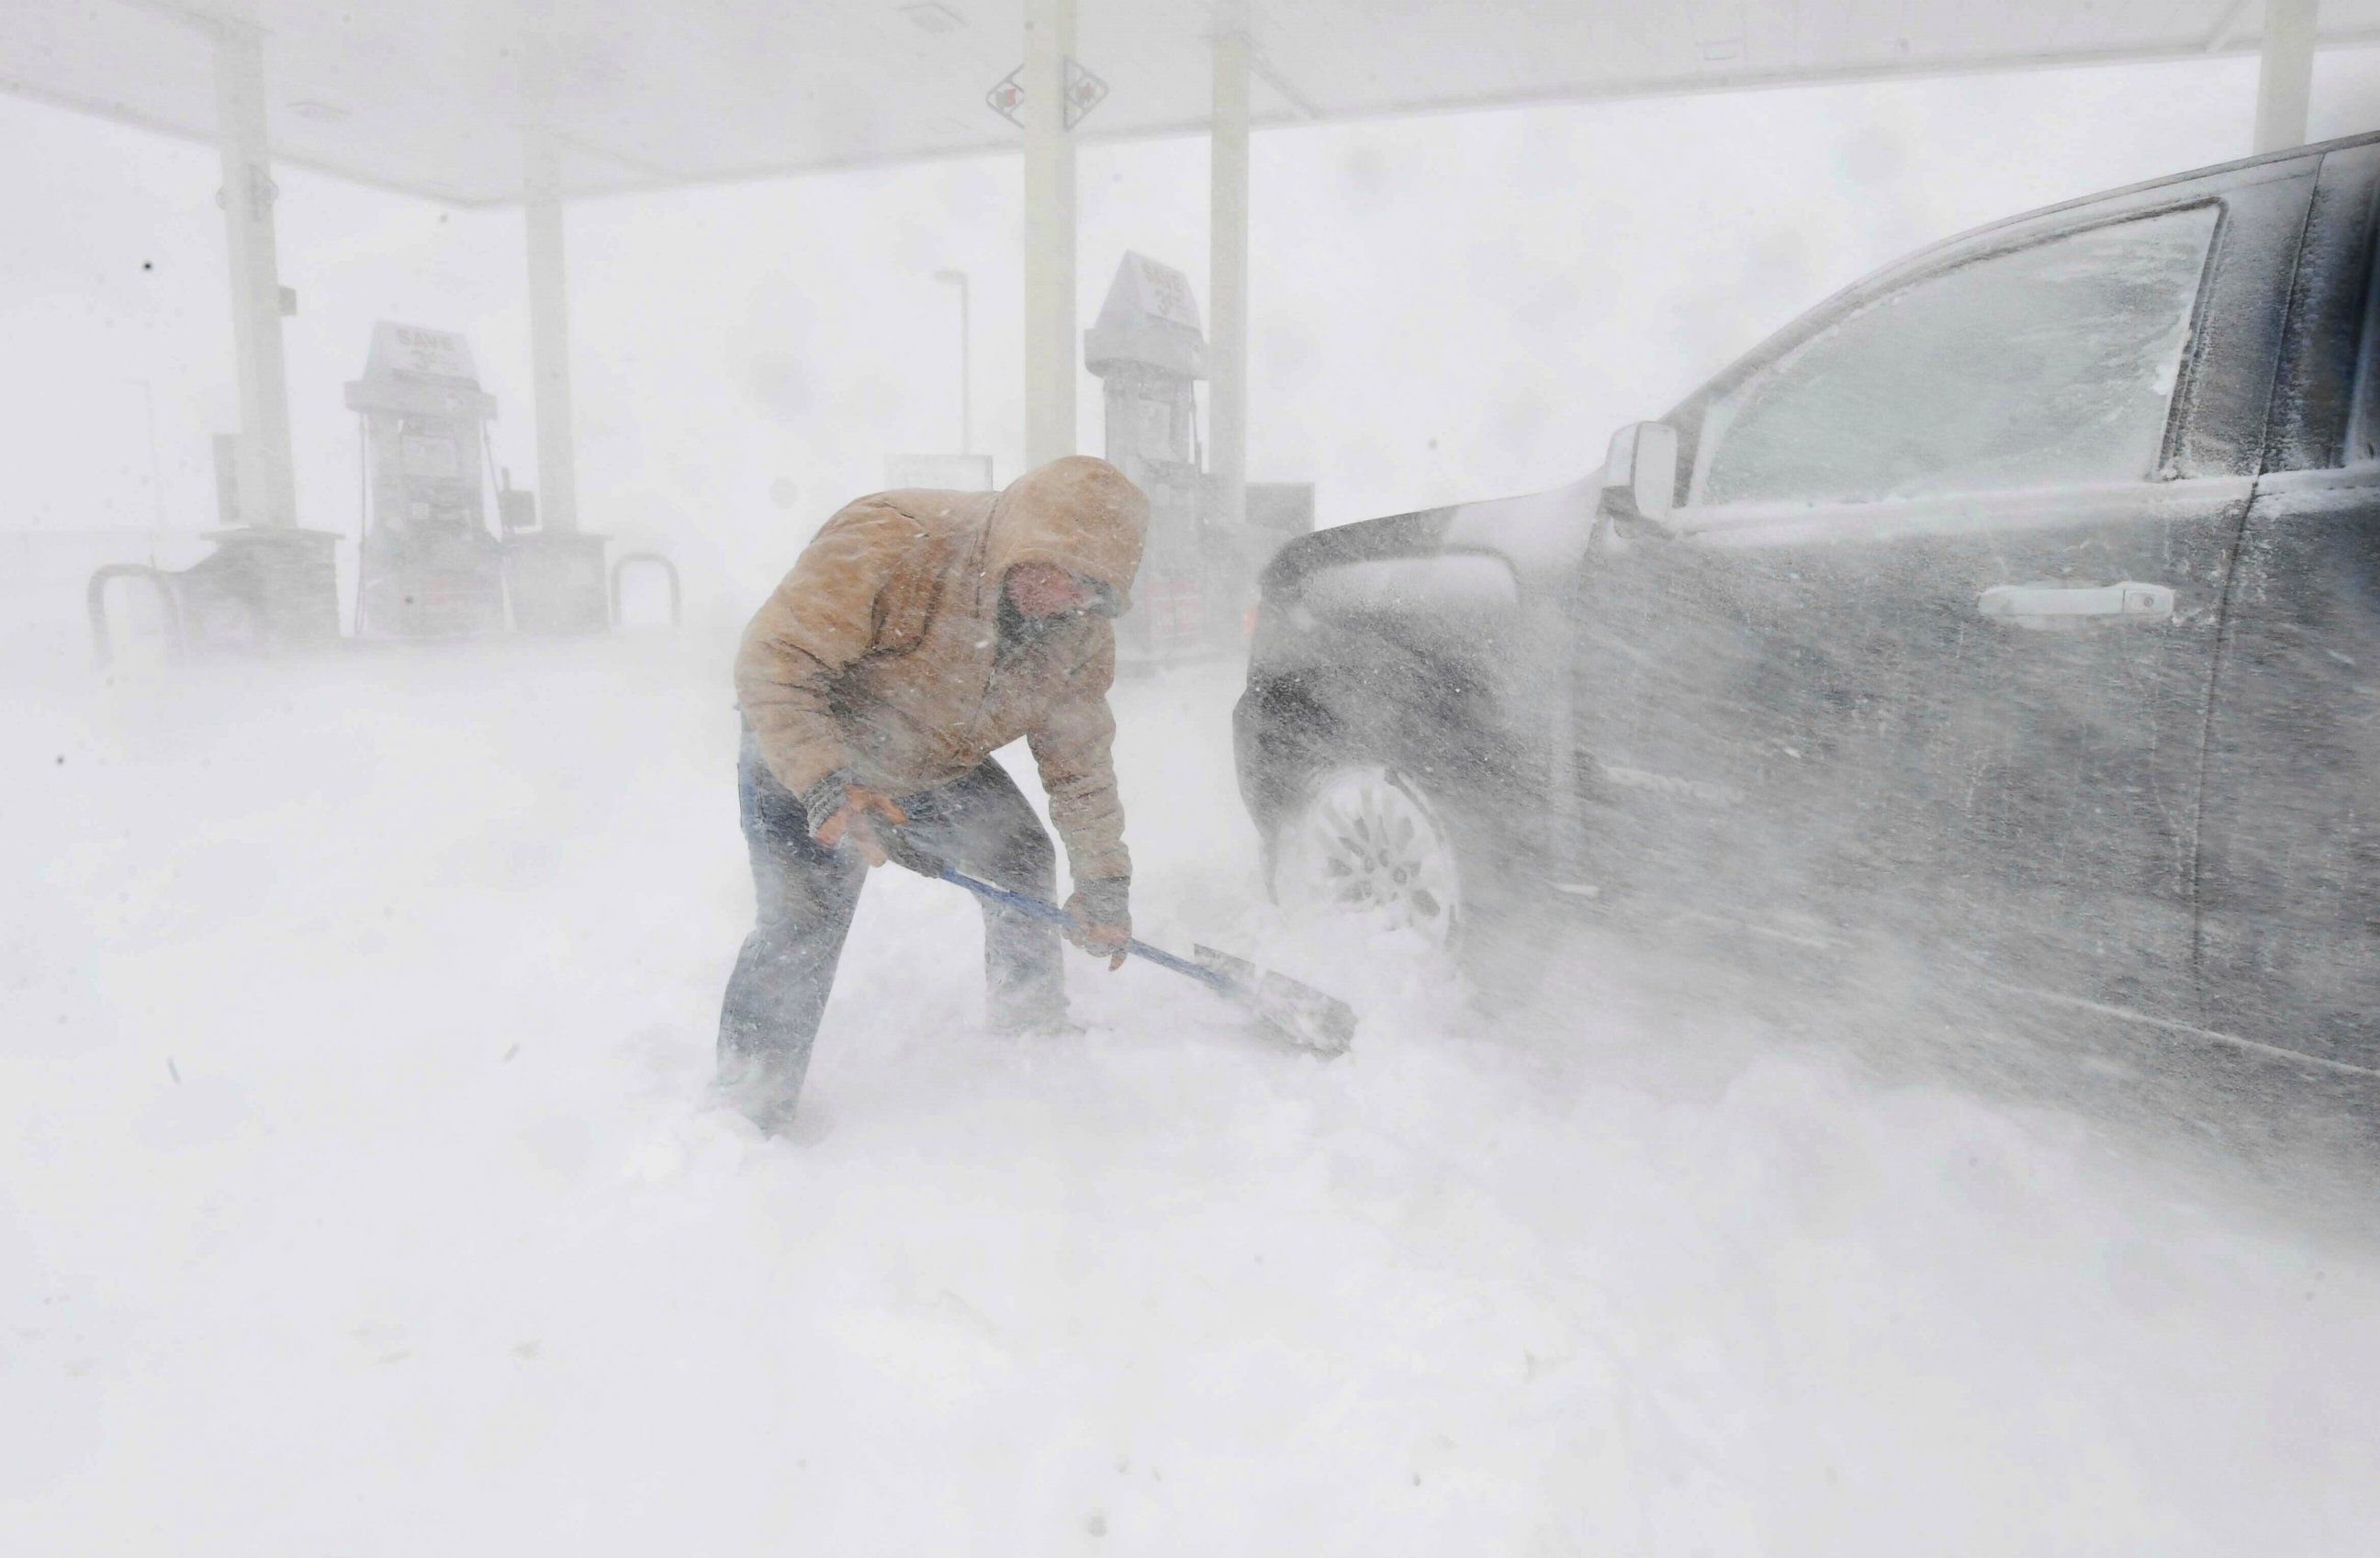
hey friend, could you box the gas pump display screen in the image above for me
[401,432,461,478]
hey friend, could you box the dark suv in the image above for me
[1236,132,2380,1098]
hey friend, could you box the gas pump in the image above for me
[83,320,655,665]
[344,322,508,637]
[1083,252,1311,667]
[1085,253,1211,664]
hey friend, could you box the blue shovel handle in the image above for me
[937,867,1232,993]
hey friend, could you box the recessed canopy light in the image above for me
[902,4,965,35]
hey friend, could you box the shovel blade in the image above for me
[1194,946,1357,1057]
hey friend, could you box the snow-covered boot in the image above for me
[713,1051,805,1137]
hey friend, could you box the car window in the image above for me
[1693,204,2220,507]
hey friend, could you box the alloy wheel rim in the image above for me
[1280,768,1461,947]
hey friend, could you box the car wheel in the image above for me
[1270,765,1465,951]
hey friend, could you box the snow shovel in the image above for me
[936,866,1356,1056]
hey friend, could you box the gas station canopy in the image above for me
[8,0,2380,206]
[20,0,2373,661]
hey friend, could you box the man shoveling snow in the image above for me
[718,455,1150,1131]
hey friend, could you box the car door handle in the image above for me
[1977,581,2173,629]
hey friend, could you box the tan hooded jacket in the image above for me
[735,456,1149,885]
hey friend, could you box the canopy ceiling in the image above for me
[6,1,2378,206]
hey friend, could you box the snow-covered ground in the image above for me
[7,623,2380,1556]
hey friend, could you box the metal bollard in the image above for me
[86,565,185,670]
[609,552,681,628]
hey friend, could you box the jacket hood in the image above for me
[985,456,1149,611]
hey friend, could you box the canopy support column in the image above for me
[2254,0,2317,153]
[1023,0,1076,467]
[523,126,580,534]
[213,18,298,531]
[185,17,338,649]
[503,81,611,636]
[1208,9,1251,530]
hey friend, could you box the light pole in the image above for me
[935,268,971,455]
[128,378,167,531]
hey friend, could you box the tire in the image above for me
[1268,763,1555,1005]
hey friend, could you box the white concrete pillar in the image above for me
[1208,7,1252,530]
[2254,0,2318,154]
[1022,0,1077,467]
[935,269,973,454]
[212,19,299,529]
[523,125,580,533]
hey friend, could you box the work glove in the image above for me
[1064,878,1131,971]
[803,775,906,868]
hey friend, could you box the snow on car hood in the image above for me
[1439,473,1603,577]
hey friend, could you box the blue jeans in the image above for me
[716,731,1066,1106]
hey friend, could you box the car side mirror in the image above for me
[1599,421,1678,529]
